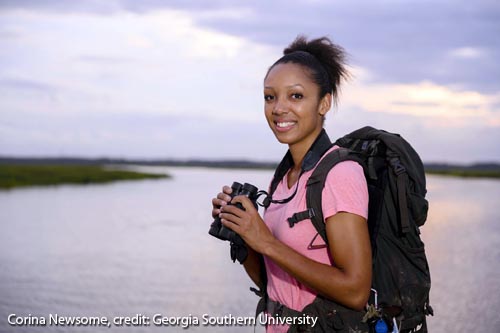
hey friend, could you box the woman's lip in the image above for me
[274,121,296,132]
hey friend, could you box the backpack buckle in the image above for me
[267,300,285,317]
[389,157,406,175]
[275,303,284,317]
[288,208,315,228]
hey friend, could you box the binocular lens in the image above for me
[232,182,243,193]
[242,183,258,194]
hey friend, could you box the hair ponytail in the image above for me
[266,35,350,104]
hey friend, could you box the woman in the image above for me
[211,36,372,332]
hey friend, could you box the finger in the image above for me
[220,212,242,227]
[222,185,233,195]
[212,194,230,218]
[213,197,229,208]
[212,207,221,218]
[220,204,245,218]
[212,197,221,207]
[231,196,254,212]
[217,192,232,204]
[221,217,243,236]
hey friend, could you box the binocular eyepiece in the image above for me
[208,181,260,243]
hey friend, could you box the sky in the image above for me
[0,0,499,164]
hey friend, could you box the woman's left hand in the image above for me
[219,195,275,254]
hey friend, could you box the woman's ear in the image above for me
[319,93,332,117]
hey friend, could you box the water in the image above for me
[422,175,500,332]
[0,167,499,332]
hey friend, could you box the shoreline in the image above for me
[0,164,170,189]
[425,169,500,179]
[1,158,499,189]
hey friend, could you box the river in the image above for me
[0,166,499,332]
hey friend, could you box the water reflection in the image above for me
[0,169,499,332]
[423,175,500,332]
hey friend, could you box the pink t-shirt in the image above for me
[263,146,368,332]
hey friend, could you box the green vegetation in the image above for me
[424,162,500,179]
[0,164,170,189]
[1,158,499,187]
[425,169,500,179]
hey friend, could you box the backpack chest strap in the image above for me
[287,208,315,228]
[285,149,354,231]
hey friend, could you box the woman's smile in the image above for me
[275,120,297,132]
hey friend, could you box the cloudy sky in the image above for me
[0,0,499,163]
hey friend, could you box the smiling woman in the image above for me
[211,36,373,333]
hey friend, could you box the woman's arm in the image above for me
[264,212,371,310]
[242,247,265,290]
[220,199,371,311]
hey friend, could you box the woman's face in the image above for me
[264,62,330,149]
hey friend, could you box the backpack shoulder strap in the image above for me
[306,148,366,244]
[266,129,332,202]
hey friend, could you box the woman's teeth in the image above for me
[277,122,295,128]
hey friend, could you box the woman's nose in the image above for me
[272,98,288,115]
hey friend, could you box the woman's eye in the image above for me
[264,94,275,102]
[291,93,303,99]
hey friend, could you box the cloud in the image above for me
[343,77,500,127]
[0,77,56,94]
[1,2,499,163]
[179,0,500,93]
[0,8,280,159]
[0,0,123,15]
[2,1,499,93]
[77,55,137,65]
[0,109,275,160]
[324,105,500,164]
[0,9,277,120]
[449,47,485,59]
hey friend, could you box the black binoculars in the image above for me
[208,182,260,243]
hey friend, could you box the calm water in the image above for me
[0,167,499,332]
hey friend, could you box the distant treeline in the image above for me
[424,163,500,178]
[423,162,500,172]
[0,157,278,169]
[1,157,500,178]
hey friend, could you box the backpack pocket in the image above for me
[407,191,428,227]
[293,297,368,333]
[374,231,431,326]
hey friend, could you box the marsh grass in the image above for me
[425,169,500,179]
[0,164,170,189]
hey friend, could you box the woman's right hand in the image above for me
[211,185,233,218]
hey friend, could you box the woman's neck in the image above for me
[288,138,316,171]
[289,147,306,173]
[288,130,322,172]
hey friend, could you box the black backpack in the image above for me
[301,126,433,332]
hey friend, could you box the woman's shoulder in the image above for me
[321,145,365,178]
[320,146,369,219]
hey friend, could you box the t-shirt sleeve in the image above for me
[322,160,369,221]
